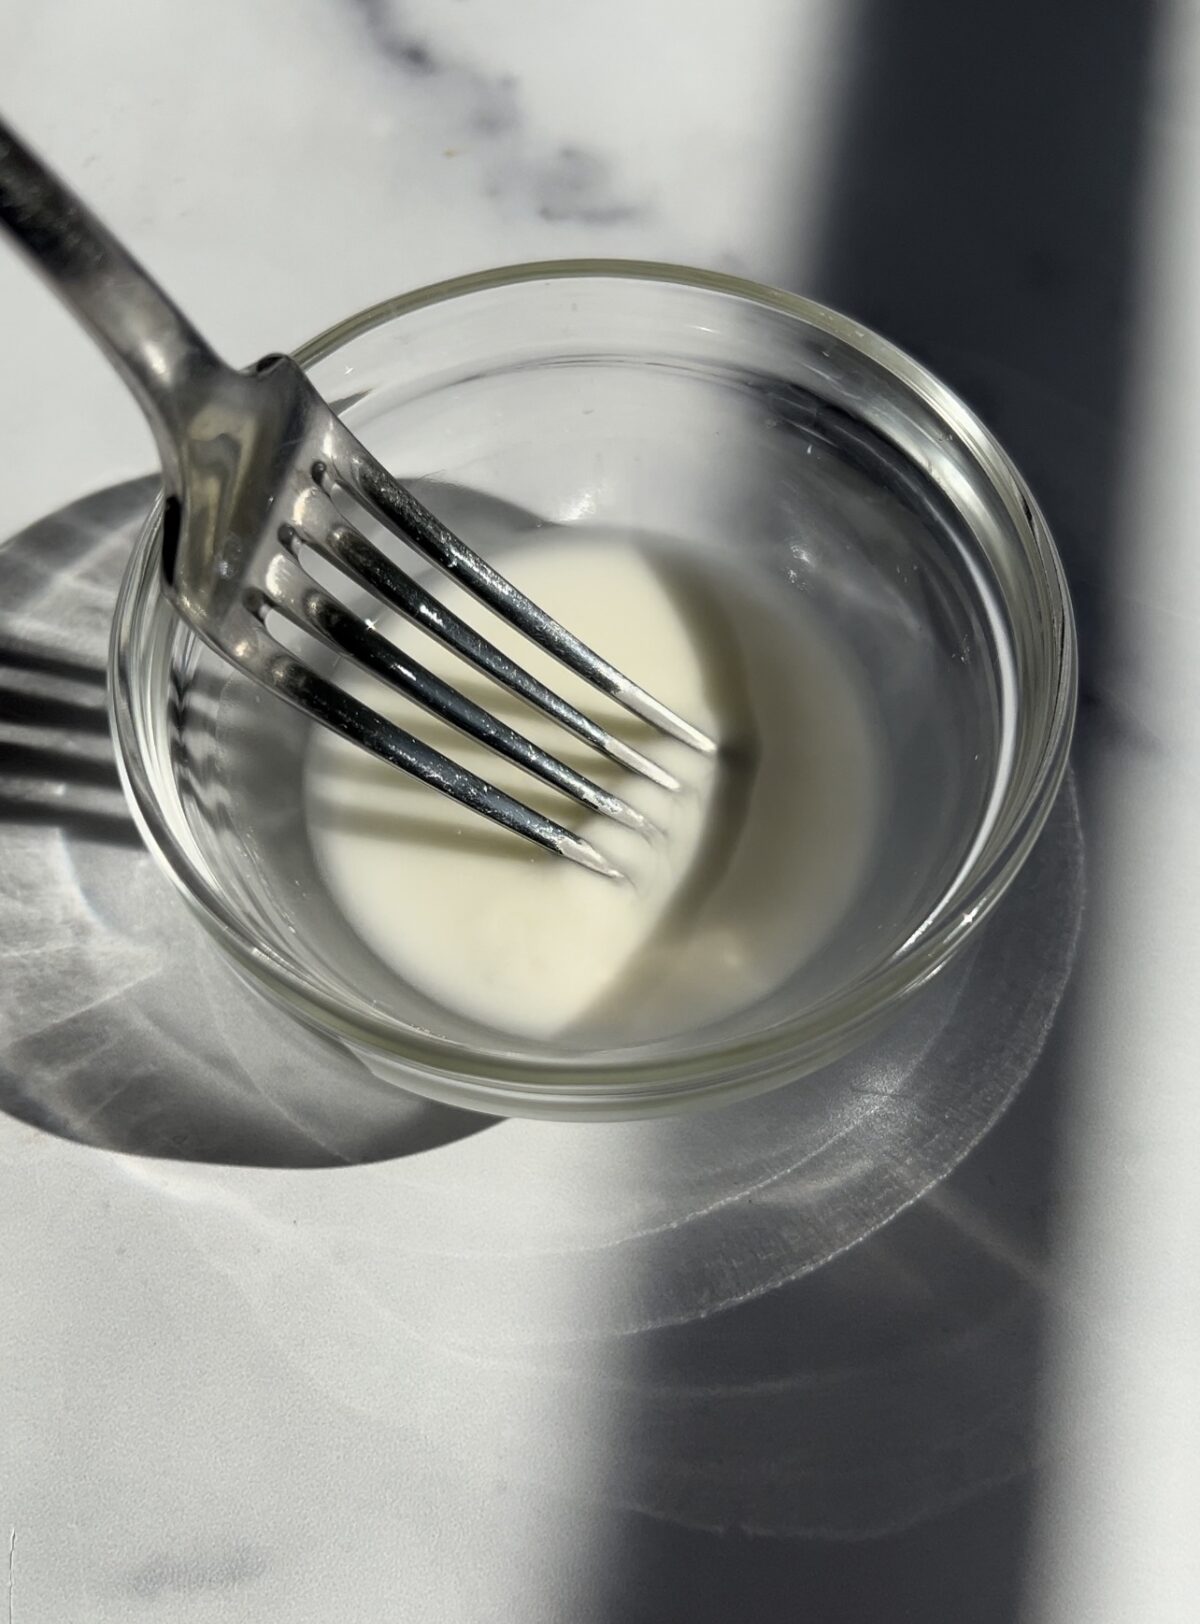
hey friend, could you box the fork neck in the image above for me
[0,115,228,482]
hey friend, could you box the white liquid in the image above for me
[304,530,882,1044]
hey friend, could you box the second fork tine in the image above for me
[326,441,718,756]
[252,637,622,878]
[290,506,683,793]
[260,549,654,834]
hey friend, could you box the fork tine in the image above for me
[249,633,622,878]
[328,446,718,756]
[259,557,654,834]
[292,516,683,793]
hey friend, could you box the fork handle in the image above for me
[0,115,225,477]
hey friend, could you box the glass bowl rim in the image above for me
[108,257,1078,1107]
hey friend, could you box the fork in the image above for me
[0,117,714,877]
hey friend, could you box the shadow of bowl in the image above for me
[0,479,494,1167]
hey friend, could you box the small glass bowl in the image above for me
[109,262,1076,1120]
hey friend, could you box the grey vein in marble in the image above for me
[347,0,646,226]
[126,1546,268,1601]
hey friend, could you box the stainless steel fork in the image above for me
[0,117,713,876]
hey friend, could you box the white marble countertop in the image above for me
[1,3,1197,1621]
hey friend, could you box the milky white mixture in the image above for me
[304,529,882,1044]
